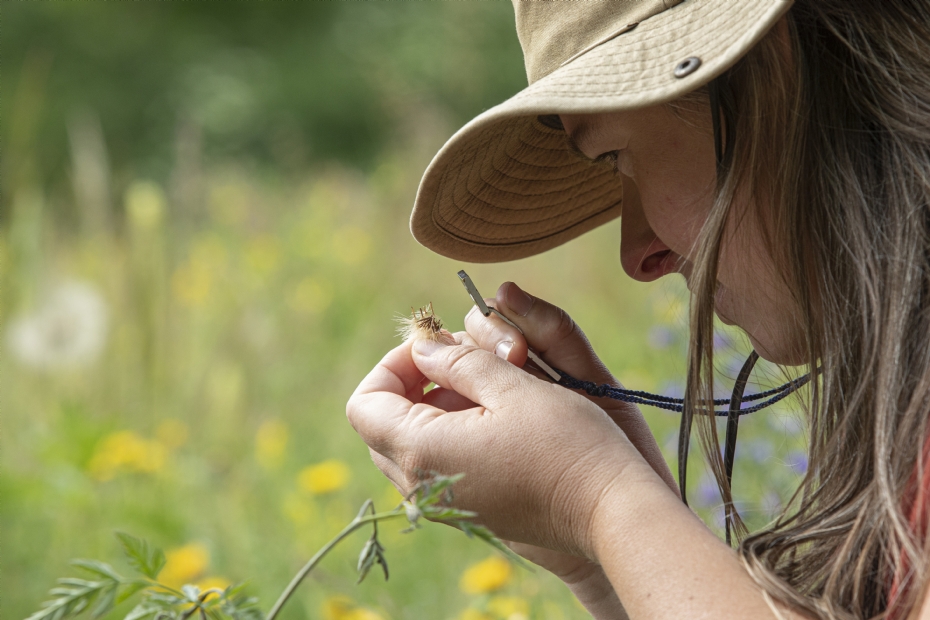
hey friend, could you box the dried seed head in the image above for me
[396,302,455,344]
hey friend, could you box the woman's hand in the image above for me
[346,329,658,559]
[465,282,678,494]
[460,282,674,618]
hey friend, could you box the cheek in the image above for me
[623,147,716,259]
[635,181,715,259]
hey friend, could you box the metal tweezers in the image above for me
[457,270,561,382]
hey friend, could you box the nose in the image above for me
[619,178,676,282]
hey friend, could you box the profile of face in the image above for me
[560,105,803,365]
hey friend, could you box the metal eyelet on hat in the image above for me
[674,56,702,78]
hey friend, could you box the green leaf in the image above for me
[356,537,388,584]
[219,592,263,620]
[416,473,464,507]
[181,584,201,603]
[92,586,118,618]
[115,533,166,580]
[26,574,112,620]
[116,581,151,604]
[146,592,184,607]
[454,521,532,570]
[72,560,125,583]
[123,602,161,620]
[58,578,101,589]
[422,506,477,521]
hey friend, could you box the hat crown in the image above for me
[513,0,684,84]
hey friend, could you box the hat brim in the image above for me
[410,0,791,263]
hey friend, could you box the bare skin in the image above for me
[348,30,811,616]
[347,104,811,618]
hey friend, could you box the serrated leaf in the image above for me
[123,602,160,620]
[58,577,101,589]
[92,586,118,618]
[181,584,201,602]
[116,533,166,580]
[454,521,532,570]
[422,506,477,520]
[146,592,184,606]
[417,473,464,506]
[72,560,125,583]
[48,587,81,597]
[116,581,150,604]
[71,599,90,615]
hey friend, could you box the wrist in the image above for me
[584,459,674,564]
[561,563,630,620]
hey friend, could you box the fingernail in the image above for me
[413,338,447,357]
[505,282,534,316]
[495,340,514,361]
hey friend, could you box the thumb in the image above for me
[411,337,548,412]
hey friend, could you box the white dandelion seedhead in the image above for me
[7,280,110,371]
[395,302,455,344]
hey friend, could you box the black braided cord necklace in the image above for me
[552,355,808,546]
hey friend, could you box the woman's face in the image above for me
[560,105,803,365]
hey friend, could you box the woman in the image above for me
[347,1,930,617]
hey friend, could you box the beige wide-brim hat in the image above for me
[411,0,793,263]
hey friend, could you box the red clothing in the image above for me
[887,432,930,618]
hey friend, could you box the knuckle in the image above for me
[446,343,484,376]
[553,307,578,341]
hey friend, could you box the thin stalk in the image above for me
[264,501,406,620]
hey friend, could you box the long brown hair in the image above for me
[679,2,930,617]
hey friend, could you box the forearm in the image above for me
[562,563,630,620]
[588,466,808,620]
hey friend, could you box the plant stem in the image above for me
[264,502,406,620]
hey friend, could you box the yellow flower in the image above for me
[87,431,167,481]
[321,595,384,620]
[196,576,231,597]
[255,419,289,470]
[159,543,209,589]
[156,418,189,449]
[487,596,529,619]
[459,556,512,595]
[298,459,350,495]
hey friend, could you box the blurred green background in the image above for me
[1,3,807,620]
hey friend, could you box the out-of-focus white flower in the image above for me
[7,280,109,370]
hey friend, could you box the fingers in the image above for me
[464,302,529,366]
[422,385,477,411]
[411,337,546,413]
[347,340,448,455]
[462,281,615,386]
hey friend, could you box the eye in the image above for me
[593,150,619,170]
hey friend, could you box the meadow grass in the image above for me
[2,144,808,620]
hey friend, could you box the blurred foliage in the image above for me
[2,3,807,620]
[2,1,525,212]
